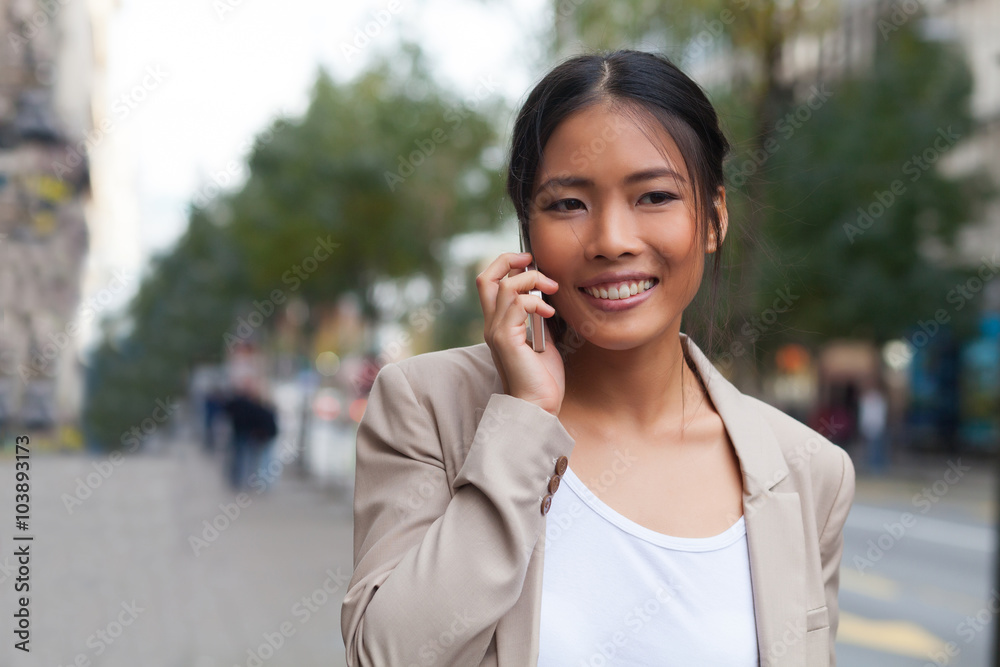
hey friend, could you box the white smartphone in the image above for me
[519,226,546,353]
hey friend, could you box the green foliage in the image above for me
[83,43,507,450]
[228,44,507,321]
[82,209,251,449]
[753,23,994,347]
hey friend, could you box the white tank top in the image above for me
[537,465,759,666]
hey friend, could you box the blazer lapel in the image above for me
[485,334,807,666]
[682,334,808,666]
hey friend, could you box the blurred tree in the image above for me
[755,20,995,350]
[228,41,507,330]
[83,207,251,450]
[83,41,508,449]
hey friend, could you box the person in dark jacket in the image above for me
[222,383,277,491]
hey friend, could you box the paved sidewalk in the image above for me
[0,430,354,667]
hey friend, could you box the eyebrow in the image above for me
[535,168,687,196]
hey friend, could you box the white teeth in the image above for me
[586,279,654,300]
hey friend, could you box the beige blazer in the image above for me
[341,332,855,666]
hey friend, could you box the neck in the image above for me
[561,327,708,434]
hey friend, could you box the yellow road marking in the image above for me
[840,568,900,601]
[838,612,947,659]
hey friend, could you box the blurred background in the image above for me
[0,0,997,665]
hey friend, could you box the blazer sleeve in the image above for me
[818,446,856,666]
[340,361,576,666]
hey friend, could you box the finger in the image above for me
[476,252,535,324]
[493,269,559,321]
[502,268,559,292]
[495,292,556,343]
[481,252,535,285]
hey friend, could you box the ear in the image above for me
[707,186,729,254]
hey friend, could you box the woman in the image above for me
[341,49,855,667]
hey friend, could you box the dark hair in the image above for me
[505,49,731,358]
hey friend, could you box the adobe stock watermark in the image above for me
[390,394,513,522]
[213,0,250,20]
[189,439,299,556]
[844,126,961,243]
[351,275,464,395]
[407,609,476,667]
[580,448,639,496]
[853,459,970,574]
[232,567,351,667]
[715,285,800,372]
[527,113,635,219]
[0,556,17,586]
[924,588,1000,667]
[16,269,134,381]
[730,413,848,528]
[884,253,1000,368]
[683,0,751,63]
[61,398,181,515]
[543,448,638,550]
[7,0,71,53]
[55,600,144,667]
[383,75,499,191]
[190,110,289,208]
[223,235,340,351]
[878,0,926,40]
[730,83,833,188]
[52,65,169,178]
[387,373,488,522]
[340,0,406,62]
[578,582,679,666]
[764,614,819,662]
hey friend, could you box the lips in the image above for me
[578,278,657,311]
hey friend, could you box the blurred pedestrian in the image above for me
[222,379,277,491]
[251,398,279,492]
[203,384,225,453]
[859,380,889,474]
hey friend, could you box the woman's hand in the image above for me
[476,252,565,417]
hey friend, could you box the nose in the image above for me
[583,201,644,260]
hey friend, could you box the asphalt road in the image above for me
[838,455,997,667]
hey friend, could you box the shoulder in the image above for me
[388,342,494,392]
[371,342,498,416]
[361,344,504,469]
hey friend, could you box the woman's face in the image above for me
[528,102,724,352]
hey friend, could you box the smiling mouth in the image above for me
[579,278,659,301]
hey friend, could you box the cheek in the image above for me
[658,214,701,253]
[531,228,575,277]
[655,225,706,293]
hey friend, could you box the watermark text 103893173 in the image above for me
[13,435,32,652]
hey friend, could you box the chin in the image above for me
[562,322,666,352]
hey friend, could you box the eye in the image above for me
[638,192,678,205]
[546,198,586,212]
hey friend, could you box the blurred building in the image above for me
[931,0,1000,260]
[0,0,111,438]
